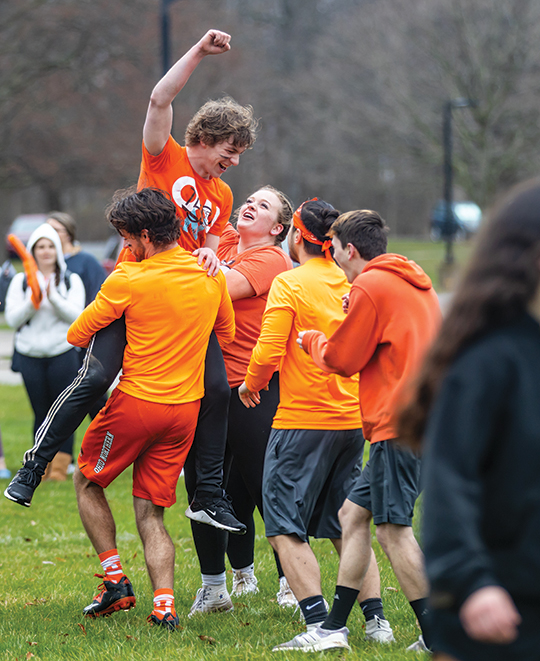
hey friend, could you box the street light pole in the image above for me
[442,100,455,265]
[440,97,476,281]
[161,0,180,76]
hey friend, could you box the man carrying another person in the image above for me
[6,30,256,537]
[68,187,234,629]
[298,209,441,652]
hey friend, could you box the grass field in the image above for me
[0,238,470,659]
[0,384,426,660]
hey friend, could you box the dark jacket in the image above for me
[422,313,540,610]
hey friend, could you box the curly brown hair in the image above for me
[185,97,258,149]
[106,187,180,247]
[399,177,540,450]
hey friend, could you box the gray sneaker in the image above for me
[188,584,234,618]
[365,614,396,643]
[272,626,350,652]
[276,576,298,608]
[231,570,259,596]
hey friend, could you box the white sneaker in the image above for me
[272,626,350,652]
[188,584,234,618]
[406,634,429,652]
[365,614,396,643]
[231,570,259,596]
[276,576,298,608]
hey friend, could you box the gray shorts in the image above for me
[347,439,421,526]
[262,427,364,541]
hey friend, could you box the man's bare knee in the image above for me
[73,466,91,493]
[338,499,372,533]
[375,522,411,553]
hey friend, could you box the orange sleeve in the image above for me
[213,277,236,347]
[302,283,379,377]
[67,269,131,347]
[244,279,295,392]
[233,249,292,296]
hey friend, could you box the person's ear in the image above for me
[347,243,357,261]
[270,224,283,236]
[141,229,150,243]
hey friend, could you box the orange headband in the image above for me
[293,199,333,258]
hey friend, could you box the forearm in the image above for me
[5,296,35,329]
[48,288,84,324]
[149,45,205,109]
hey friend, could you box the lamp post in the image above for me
[442,97,475,266]
[161,0,180,76]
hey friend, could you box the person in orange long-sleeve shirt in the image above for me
[297,210,441,653]
[69,188,234,631]
[240,200,395,652]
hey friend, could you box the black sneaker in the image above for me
[147,611,179,631]
[4,460,46,507]
[185,493,247,535]
[83,574,136,618]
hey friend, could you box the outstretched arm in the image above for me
[143,29,231,156]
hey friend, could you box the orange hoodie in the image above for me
[302,253,441,443]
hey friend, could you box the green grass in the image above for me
[0,385,428,660]
[388,237,475,291]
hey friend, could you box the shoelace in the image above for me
[92,574,107,598]
[17,465,44,487]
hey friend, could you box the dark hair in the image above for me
[185,97,259,149]
[400,177,540,450]
[300,199,340,256]
[330,210,388,260]
[47,211,77,243]
[106,187,181,247]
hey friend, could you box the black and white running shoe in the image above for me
[4,460,46,507]
[185,492,247,535]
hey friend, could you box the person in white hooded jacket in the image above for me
[5,223,85,481]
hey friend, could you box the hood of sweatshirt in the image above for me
[362,253,433,290]
[26,223,67,277]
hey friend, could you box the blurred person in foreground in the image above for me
[400,178,540,661]
[240,200,395,651]
[298,210,441,652]
[4,224,85,482]
[187,185,294,616]
[5,30,256,531]
[69,188,234,629]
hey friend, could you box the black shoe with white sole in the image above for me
[4,460,46,507]
[185,493,247,535]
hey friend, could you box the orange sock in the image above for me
[153,588,175,616]
[98,548,124,584]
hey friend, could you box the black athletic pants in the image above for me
[19,348,80,458]
[24,318,229,502]
[186,372,284,577]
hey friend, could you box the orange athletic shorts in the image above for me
[78,389,200,508]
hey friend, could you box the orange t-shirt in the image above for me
[302,253,441,442]
[137,136,233,252]
[217,224,293,387]
[245,257,361,430]
[67,246,235,404]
